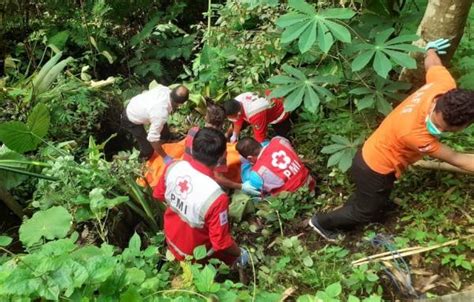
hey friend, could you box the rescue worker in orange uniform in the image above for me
[309,39,474,242]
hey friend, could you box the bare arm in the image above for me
[150,141,169,159]
[424,49,443,71]
[214,171,242,190]
[429,144,474,173]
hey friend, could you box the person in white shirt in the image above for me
[121,84,189,162]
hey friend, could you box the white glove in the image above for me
[236,247,249,267]
[230,132,238,143]
[242,181,260,196]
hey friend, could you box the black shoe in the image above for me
[308,216,341,243]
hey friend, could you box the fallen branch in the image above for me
[352,235,473,267]
[414,158,474,175]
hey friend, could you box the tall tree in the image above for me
[400,0,472,85]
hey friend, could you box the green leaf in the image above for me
[0,235,12,247]
[321,144,347,154]
[383,49,417,69]
[194,265,219,293]
[289,0,316,14]
[19,206,72,247]
[27,103,50,139]
[303,85,320,113]
[298,21,317,53]
[385,34,419,45]
[375,97,393,115]
[327,151,344,167]
[268,75,299,84]
[331,135,351,145]
[0,146,27,189]
[281,21,311,44]
[282,64,307,80]
[348,295,361,302]
[366,272,379,282]
[125,268,146,285]
[325,282,342,298]
[193,244,208,260]
[0,122,38,153]
[350,87,372,95]
[48,31,69,50]
[352,49,375,72]
[373,51,392,78]
[356,96,375,111]
[338,149,354,172]
[284,85,305,111]
[317,22,334,53]
[270,85,299,98]
[374,28,394,45]
[276,13,309,28]
[325,20,351,43]
[128,232,142,254]
[303,256,314,267]
[119,287,142,302]
[319,8,356,19]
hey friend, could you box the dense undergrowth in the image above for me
[0,0,473,301]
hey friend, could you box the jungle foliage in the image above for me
[0,0,473,301]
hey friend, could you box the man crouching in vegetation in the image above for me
[183,104,259,196]
[236,136,315,196]
[121,84,189,162]
[153,128,248,266]
[309,39,474,242]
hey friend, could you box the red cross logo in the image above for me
[275,154,287,165]
[271,150,291,169]
[175,176,193,198]
[178,180,189,193]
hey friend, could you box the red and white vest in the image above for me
[164,160,224,229]
[252,137,311,194]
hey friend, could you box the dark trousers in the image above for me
[316,150,396,230]
[120,109,170,160]
[272,117,292,139]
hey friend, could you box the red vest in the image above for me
[252,137,310,195]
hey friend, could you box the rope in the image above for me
[369,233,419,298]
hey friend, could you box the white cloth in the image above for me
[126,84,172,142]
[165,161,224,228]
[234,92,271,119]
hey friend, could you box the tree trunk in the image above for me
[399,0,472,86]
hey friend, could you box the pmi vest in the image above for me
[252,137,309,194]
[165,160,224,229]
[235,92,271,120]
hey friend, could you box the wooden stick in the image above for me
[351,246,422,265]
[352,235,473,267]
[414,159,474,175]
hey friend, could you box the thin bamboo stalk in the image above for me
[352,235,473,267]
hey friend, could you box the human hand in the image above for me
[242,181,260,196]
[236,247,249,267]
[425,38,450,55]
[230,132,238,143]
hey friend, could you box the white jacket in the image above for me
[126,85,172,142]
